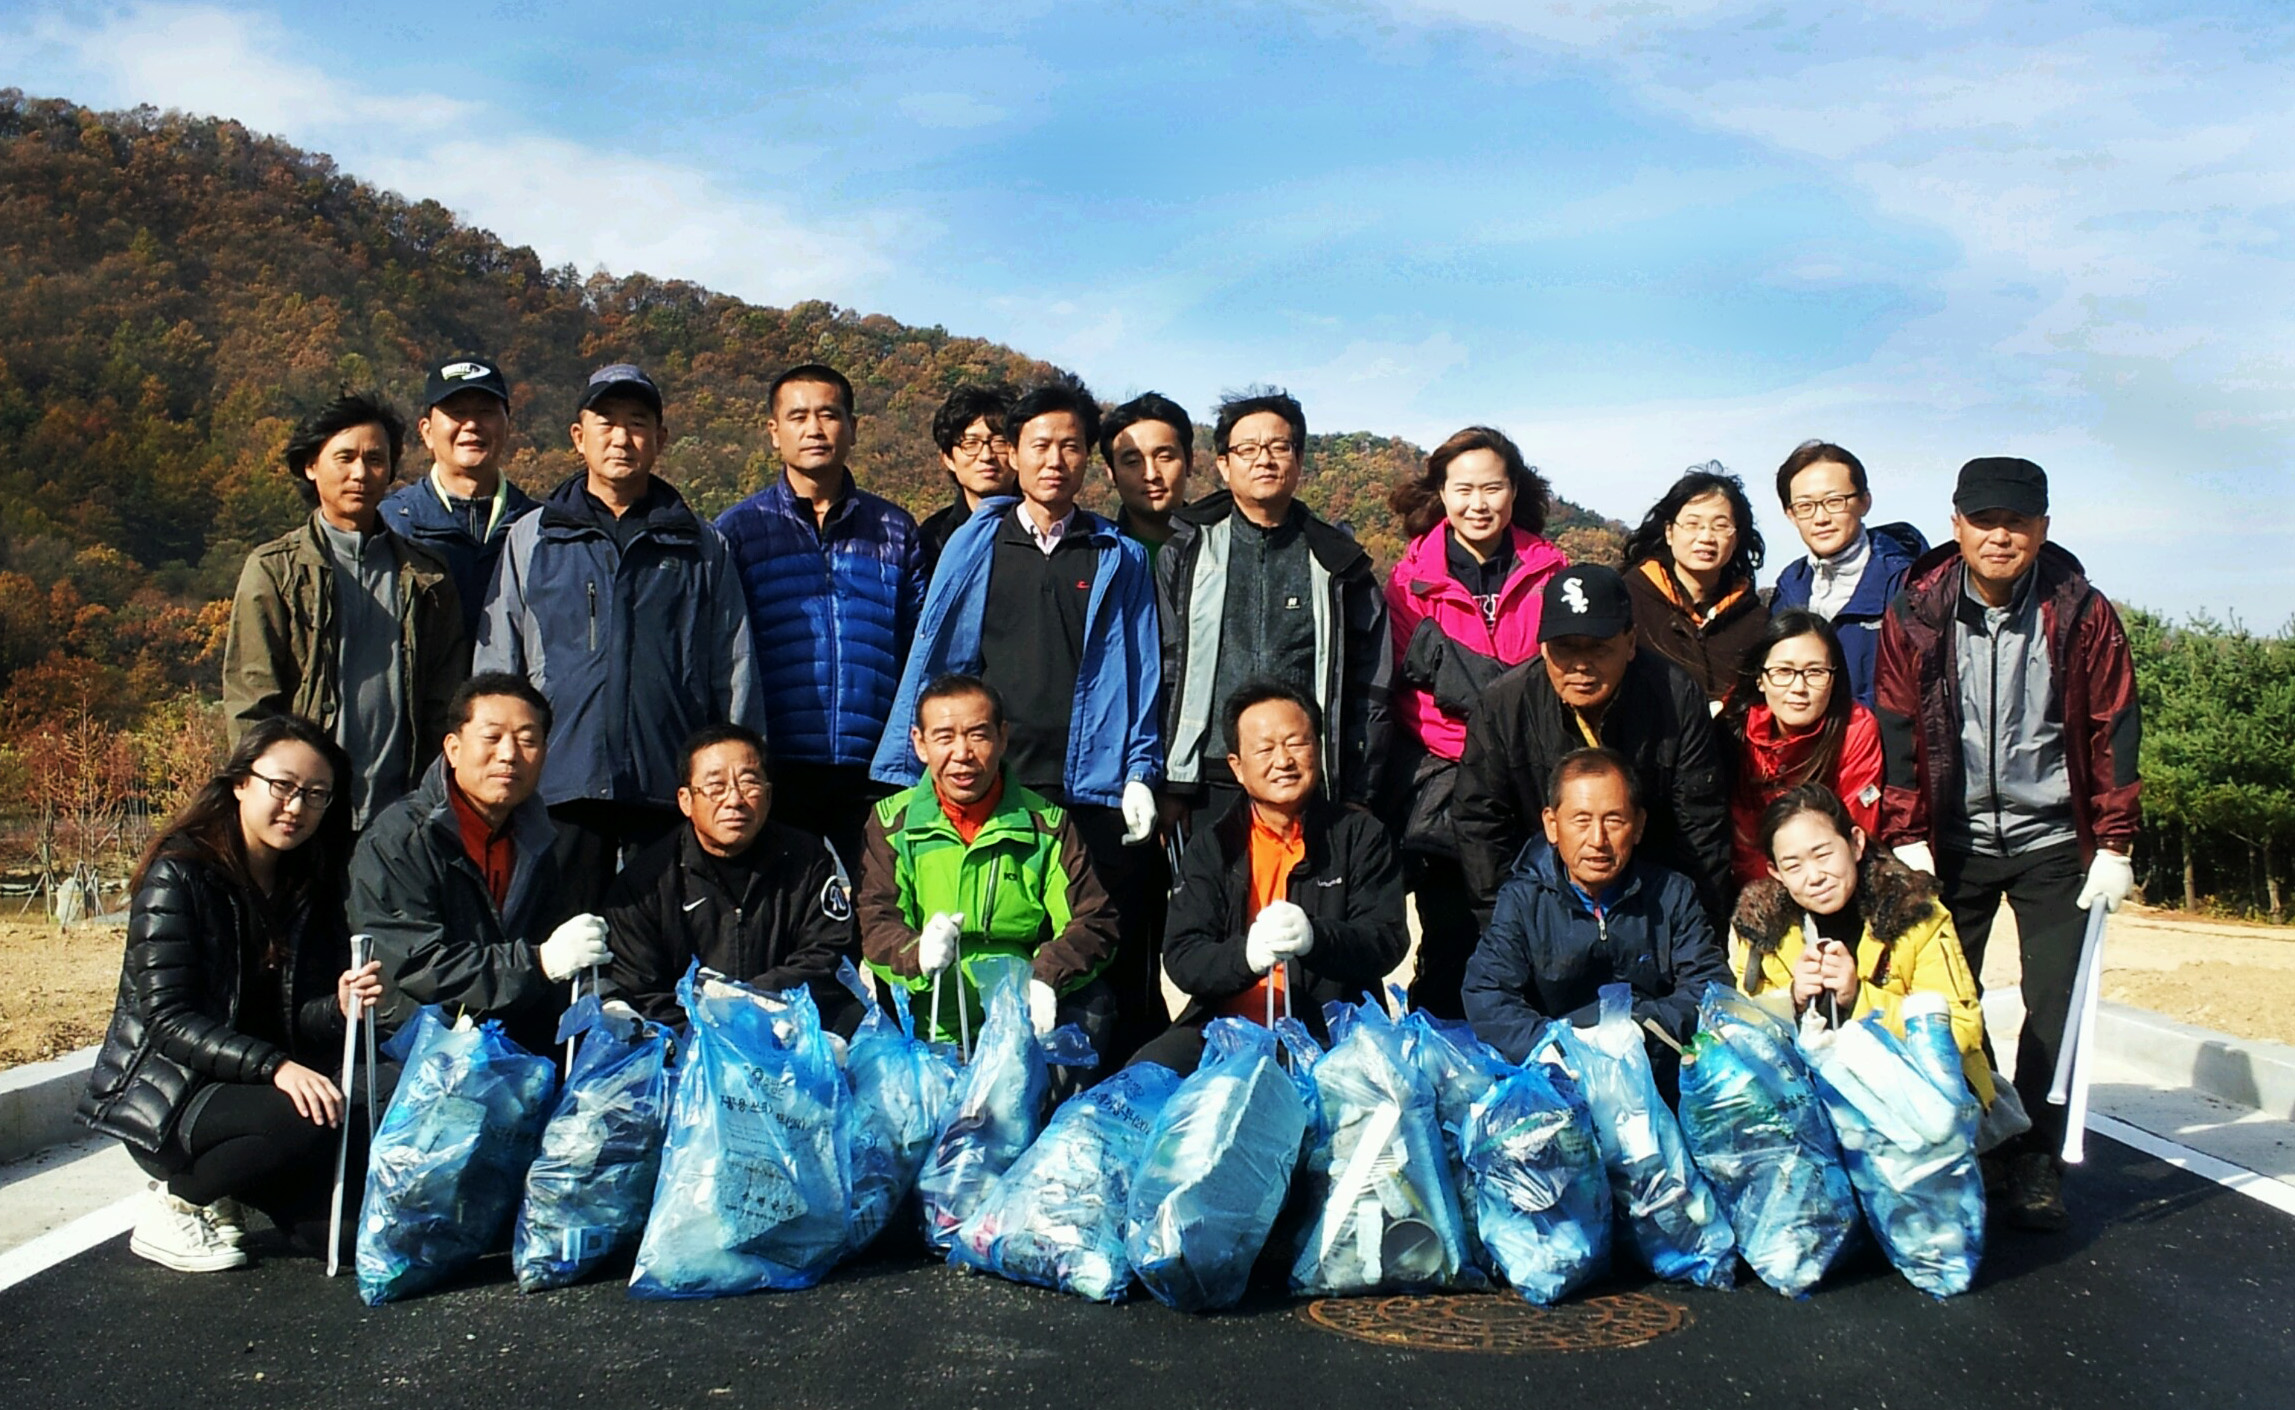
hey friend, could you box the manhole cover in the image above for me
[1302,1291,1690,1354]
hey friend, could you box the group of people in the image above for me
[81,351,2142,1283]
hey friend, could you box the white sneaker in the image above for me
[128,1184,250,1273]
[204,1196,249,1247]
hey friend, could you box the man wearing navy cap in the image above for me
[475,363,765,913]
[1876,456,2142,1231]
[1453,563,1731,927]
[383,355,537,636]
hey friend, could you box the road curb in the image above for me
[2097,1002,2295,1120]
[0,1047,94,1166]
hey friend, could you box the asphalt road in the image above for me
[4,1135,2290,1410]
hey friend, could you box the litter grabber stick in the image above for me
[2047,901,2112,1164]
[564,967,592,1079]
[954,934,970,1059]
[327,933,373,1278]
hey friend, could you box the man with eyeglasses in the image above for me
[1768,441,1926,705]
[381,355,538,638]
[1157,388,1391,833]
[716,363,926,878]
[599,723,862,1036]
[353,672,607,1057]
[918,385,1016,572]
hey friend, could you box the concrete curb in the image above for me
[2098,1002,2295,1120]
[0,1047,94,1167]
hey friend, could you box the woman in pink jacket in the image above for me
[1382,426,1568,1017]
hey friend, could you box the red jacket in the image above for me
[1729,702,1883,885]
[1385,524,1568,760]
[1873,542,2141,860]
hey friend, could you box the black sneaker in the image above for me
[2006,1151,2070,1232]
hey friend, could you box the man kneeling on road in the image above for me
[857,674,1120,1071]
[600,724,861,1035]
[1132,681,1408,1076]
[1463,747,1731,1096]
[351,672,610,1055]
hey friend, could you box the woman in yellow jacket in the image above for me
[1729,782,1998,1108]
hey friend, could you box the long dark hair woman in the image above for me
[1382,426,1567,1017]
[1719,609,1881,886]
[78,714,382,1272]
[1621,464,1769,703]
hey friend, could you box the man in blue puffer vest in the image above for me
[717,363,927,876]
[871,376,1166,1057]
[476,363,764,915]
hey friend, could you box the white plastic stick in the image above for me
[2049,902,2111,1105]
[954,936,970,1059]
[2057,902,2111,1164]
[351,933,378,1140]
[325,935,370,1279]
[564,967,588,1079]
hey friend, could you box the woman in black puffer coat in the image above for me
[79,714,379,1272]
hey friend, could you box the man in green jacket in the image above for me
[222,392,469,831]
[857,673,1121,1061]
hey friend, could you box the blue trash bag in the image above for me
[628,965,853,1298]
[1551,985,1737,1290]
[1290,999,1475,1295]
[356,1007,558,1305]
[837,961,960,1256]
[1799,993,1984,1299]
[1460,1057,1612,1305]
[949,1061,1184,1301]
[1677,988,1859,1298]
[1398,1008,1510,1279]
[1126,1018,1313,1312]
[915,955,1097,1251]
[511,995,674,1292]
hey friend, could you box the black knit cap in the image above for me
[1953,457,2048,518]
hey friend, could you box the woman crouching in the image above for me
[78,714,382,1271]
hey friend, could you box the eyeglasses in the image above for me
[1761,665,1836,688]
[1786,493,1861,521]
[1223,438,1296,463]
[953,435,1010,457]
[1672,516,1736,537]
[248,770,334,810]
[690,775,768,802]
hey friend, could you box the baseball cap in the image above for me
[1953,457,2048,518]
[577,363,664,418]
[422,355,509,411]
[1539,564,1635,643]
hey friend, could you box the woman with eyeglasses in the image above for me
[1621,465,1769,704]
[79,714,380,1272]
[1719,609,1882,887]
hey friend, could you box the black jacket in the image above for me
[349,759,572,1055]
[80,848,349,1154]
[1155,491,1393,807]
[599,821,862,1035]
[1161,799,1408,1045]
[1452,648,1731,925]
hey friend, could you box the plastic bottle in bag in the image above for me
[1460,1058,1611,1305]
[1397,1008,1509,1279]
[837,962,960,1256]
[512,995,674,1292]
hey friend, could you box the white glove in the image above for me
[1120,780,1158,846]
[538,914,612,981]
[1892,841,1936,875]
[1028,979,1059,1037]
[600,998,639,1021]
[917,912,963,974]
[2076,849,2136,912]
[1244,900,1315,974]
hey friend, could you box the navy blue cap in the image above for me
[577,363,663,417]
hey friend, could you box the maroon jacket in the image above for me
[1873,541,2140,861]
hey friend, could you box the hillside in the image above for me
[0,90,1618,730]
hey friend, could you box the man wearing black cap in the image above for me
[383,356,537,636]
[475,363,764,913]
[1453,563,1731,926]
[1875,456,2141,1232]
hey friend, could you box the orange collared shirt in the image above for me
[1225,812,1306,1021]
[935,773,1005,846]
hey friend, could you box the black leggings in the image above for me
[133,1083,350,1227]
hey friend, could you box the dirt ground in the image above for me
[0,915,124,1068]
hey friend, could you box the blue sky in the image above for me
[6,0,2291,621]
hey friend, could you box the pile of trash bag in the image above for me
[629,965,852,1298]
[512,996,674,1292]
[1397,1008,1508,1279]
[1459,1056,1611,1305]
[1550,985,1737,1290]
[838,962,959,1255]
[1290,1000,1473,1295]
[1126,1019,1312,1312]
[1677,988,1859,1297]
[950,1061,1183,1301]
[357,1007,557,1305]
[1801,993,1985,1299]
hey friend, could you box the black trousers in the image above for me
[1940,841,2087,1153]
[547,800,680,915]
[1128,1020,1209,1078]
[1405,852,1480,1021]
[131,1079,382,1235]
[766,760,886,882]
[1037,791,1169,1067]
